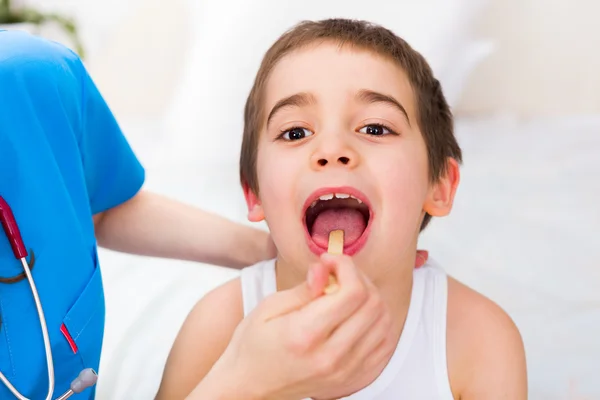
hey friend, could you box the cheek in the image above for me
[255,145,298,222]
[255,145,310,258]
[374,143,429,221]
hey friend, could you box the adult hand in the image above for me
[201,254,395,400]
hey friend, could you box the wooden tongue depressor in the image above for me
[324,230,344,294]
[327,229,344,255]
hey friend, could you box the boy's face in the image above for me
[245,42,458,277]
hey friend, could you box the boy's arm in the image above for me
[447,278,528,400]
[155,278,244,400]
[93,190,275,268]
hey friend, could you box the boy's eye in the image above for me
[282,127,313,141]
[359,124,393,136]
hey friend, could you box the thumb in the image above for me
[259,264,324,321]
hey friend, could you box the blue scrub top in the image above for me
[0,30,145,398]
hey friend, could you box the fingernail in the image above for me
[321,253,335,262]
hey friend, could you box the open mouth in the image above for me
[303,188,373,255]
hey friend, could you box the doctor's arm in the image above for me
[93,190,276,269]
[68,45,273,270]
[92,191,430,269]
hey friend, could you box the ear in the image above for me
[243,182,265,222]
[423,158,460,217]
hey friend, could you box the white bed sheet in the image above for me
[95,114,600,399]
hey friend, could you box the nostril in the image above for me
[338,156,350,165]
[318,159,328,166]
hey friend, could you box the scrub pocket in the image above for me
[61,247,105,370]
[0,247,105,398]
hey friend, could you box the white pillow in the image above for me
[163,0,492,163]
[441,40,495,107]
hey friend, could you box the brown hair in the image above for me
[240,18,462,230]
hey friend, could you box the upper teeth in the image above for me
[311,193,363,207]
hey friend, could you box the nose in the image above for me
[310,135,359,170]
[315,155,351,167]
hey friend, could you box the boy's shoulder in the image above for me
[446,276,527,399]
[156,277,244,399]
[192,276,245,324]
[181,276,245,346]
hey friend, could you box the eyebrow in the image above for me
[265,89,410,127]
[266,92,316,128]
[356,89,411,126]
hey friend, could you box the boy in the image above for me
[156,19,527,399]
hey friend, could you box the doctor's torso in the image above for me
[0,30,105,399]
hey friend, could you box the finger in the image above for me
[324,287,385,357]
[293,255,369,338]
[336,305,394,376]
[325,254,379,295]
[415,250,428,268]
[307,262,334,297]
[258,276,318,321]
[320,253,368,293]
[259,253,367,323]
[361,327,397,375]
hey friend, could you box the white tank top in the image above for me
[240,259,454,399]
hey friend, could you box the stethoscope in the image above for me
[0,196,98,400]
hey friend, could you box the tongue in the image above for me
[311,208,367,248]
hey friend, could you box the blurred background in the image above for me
[2,0,598,398]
